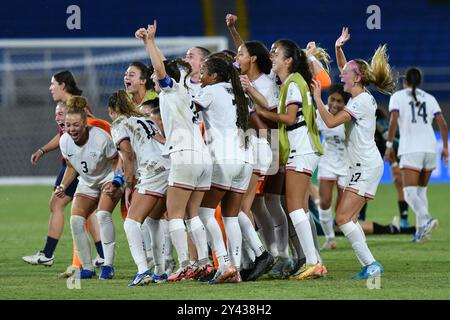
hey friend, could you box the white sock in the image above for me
[169,219,189,267]
[198,207,230,269]
[124,218,148,274]
[146,217,165,275]
[96,211,115,267]
[319,207,335,240]
[340,221,375,266]
[142,217,153,259]
[265,194,289,258]
[223,216,242,270]
[417,186,429,213]
[70,215,93,271]
[186,216,209,265]
[289,209,318,265]
[252,197,278,257]
[404,186,430,227]
[160,219,173,261]
[238,211,265,257]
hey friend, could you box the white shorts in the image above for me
[211,161,253,193]
[318,164,347,188]
[344,164,383,200]
[74,174,114,201]
[399,152,436,171]
[168,150,212,191]
[136,169,169,198]
[285,153,320,176]
[252,138,273,175]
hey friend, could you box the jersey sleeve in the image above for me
[111,119,130,147]
[344,97,363,121]
[159,76,177,93]
[193,86,214,110]
[286,83,302,108]
[388,93,399,112]
[257,83,278,111]
[430,96,442,116]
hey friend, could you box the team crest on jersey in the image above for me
[89,152,98,160]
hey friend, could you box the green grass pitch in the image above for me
[0,184,449,300]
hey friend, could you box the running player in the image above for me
[385,67,448,242]
[310,27,394,279]
[55,96,121,279]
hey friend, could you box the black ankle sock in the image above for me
[398,201,409,219]
[373,222,398,234]
[42,236,59,258]
[95,241,104,259]
[400,226,416,234]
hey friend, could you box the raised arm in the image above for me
[226,14,244,50]
[335,27,350,73]
[311,79,351,128]
[142,20,167,80]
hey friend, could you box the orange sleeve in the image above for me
[87,117,112,136]
[315,69,331,90]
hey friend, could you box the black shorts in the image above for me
[54,163,79,197]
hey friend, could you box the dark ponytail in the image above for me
[276,39,313,86]
[244,41,272,75]
[204,57,249,148]
[405,67,422,106]
[53,70,83,96]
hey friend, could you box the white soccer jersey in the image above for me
[343,91,383,168]
[251,73,279,111]
[111,116,170,179]
[388,88,441,156]
[279,80,316,155]
[60,126,117,187]
[316,106,348,174]
[193,82,249,163]
[158,77,206,156]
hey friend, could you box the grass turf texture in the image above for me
[0,184,449,300]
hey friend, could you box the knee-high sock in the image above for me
[223,216,242,270]
[289,209,318,265]
[168,219,189,268]
[142,217,153,259]
[252,196,278,257]
[160,219,173,260]
[186,216,209,265]
[417,186,429,214]
[198,207,230,269]
[96,211,115,267]
[124,218,148,274]
[265,194,289,258]
[319,207,335,240]
[70,215,93,271]
[404,186,430,227]
[238,211,265,257]
[146,217,166,275]
[340,221,375,266]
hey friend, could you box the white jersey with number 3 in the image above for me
[60,126,117,187]
[388,88,441,156]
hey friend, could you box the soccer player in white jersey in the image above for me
[255,39,326,280]
[137,21,213,282]
[316,84,351,250]
[184,46,211,98]
[310,27,396,279]
[385,67,448,242]
[192,54,256,284]
[55,97,121,279]
[108,90,170,286]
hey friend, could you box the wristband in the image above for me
[38,148,46,154]
[385,141,393,149]
[112,170,125,188]
[58,184,65,191]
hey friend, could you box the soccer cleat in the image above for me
[99,265,115,280]
[92,255,104,268]
[165,258,176,275]
[198,269,216,282]
[421,219,439,240]
[269,256,291,279]
[208,265,238,285]
[225,272,242,283]
[246,251,274,281]
[192,263,215,280]
[58,265,79,279]
[168,265,193,282]
[351,265,369,279]
[152,273,168,283]
[321,239,337,251]
[289,257,306,277]
[128,270,152,286]
[22,251,54,266]
[295,263,323,280]
[365,261,384,278]
[78,268,96,279]
[239,268,253,282]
